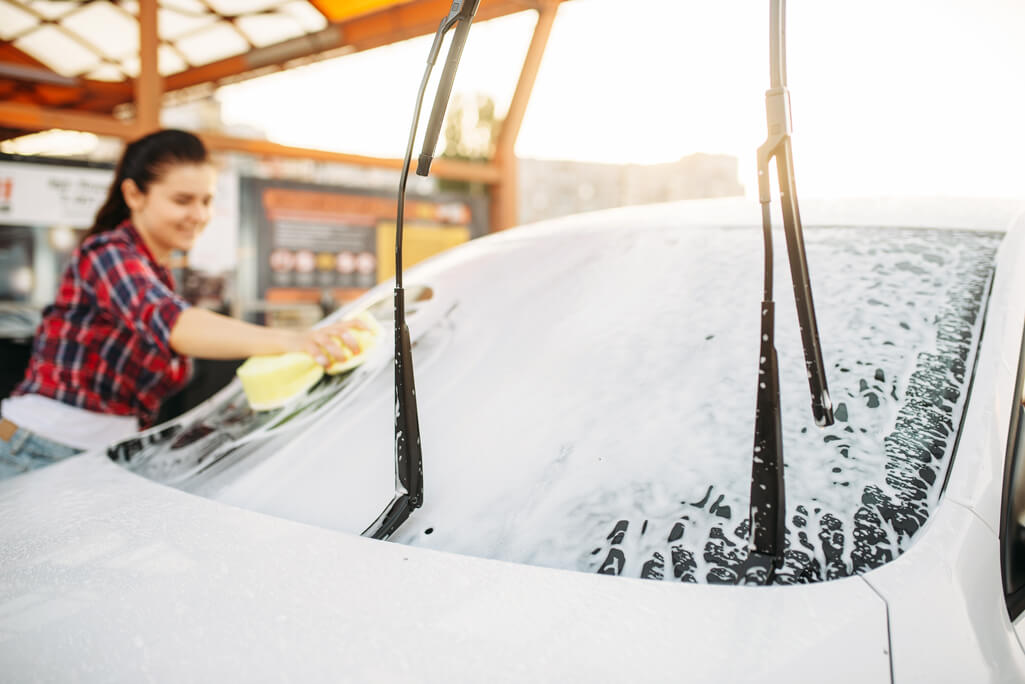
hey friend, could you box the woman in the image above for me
[0,129,365,479]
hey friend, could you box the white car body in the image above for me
[2,197,1025,682]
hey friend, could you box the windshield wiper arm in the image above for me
[363,0,480,540]
[739,0,835,584]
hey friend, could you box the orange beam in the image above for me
[0,102,136,138]
[135,0,162,134]
[496,1,558,157]
[491,1,558,231]
[200,132,500,184]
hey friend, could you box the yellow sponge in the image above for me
[236,352,324,411]
[236,311,383,411]
[326,311,383,375]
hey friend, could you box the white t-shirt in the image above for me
[1,394,139,451]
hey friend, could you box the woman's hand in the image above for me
[293,318,372,367]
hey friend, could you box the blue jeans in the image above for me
[0,425,84,480]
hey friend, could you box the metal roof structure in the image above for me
[0,0,568,229]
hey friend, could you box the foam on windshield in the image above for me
[389,224,1000,583]
[109,223,1001,585]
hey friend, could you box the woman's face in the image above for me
[123,162,217,261]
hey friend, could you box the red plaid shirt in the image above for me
[15,221,192,427]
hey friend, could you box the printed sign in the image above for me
[244,179,486,304]
[0,159,239,275]
[0,161,112,228]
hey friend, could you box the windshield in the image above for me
[110,221,1001,584]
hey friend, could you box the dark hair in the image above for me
[87,129,209,238]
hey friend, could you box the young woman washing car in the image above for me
[0,129,364,479]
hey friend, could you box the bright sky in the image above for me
[219,0,1025,200]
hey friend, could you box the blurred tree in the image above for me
[439,93,501,195]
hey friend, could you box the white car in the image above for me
[3,196,1025,682]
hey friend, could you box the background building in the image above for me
[519,153,743,226]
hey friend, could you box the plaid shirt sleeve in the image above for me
[79,242,190,356]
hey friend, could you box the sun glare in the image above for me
[218,0,1025,200]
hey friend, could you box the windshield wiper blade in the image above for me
[363,0,479,541]
[740,0,834,584]
[417,0,480,177]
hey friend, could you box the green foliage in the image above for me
[439,93,501,195]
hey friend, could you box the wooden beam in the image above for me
[491,0,558,231]
[0,102,136,138]
[200,132,501,183]
[491,149,519,233]
[495,1,558,155]
[135,0,162,134]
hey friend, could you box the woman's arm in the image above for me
[169,307,364,366]
[81,242,363,365]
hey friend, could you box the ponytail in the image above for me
[86,129,209,239]
[89,176,130,237]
